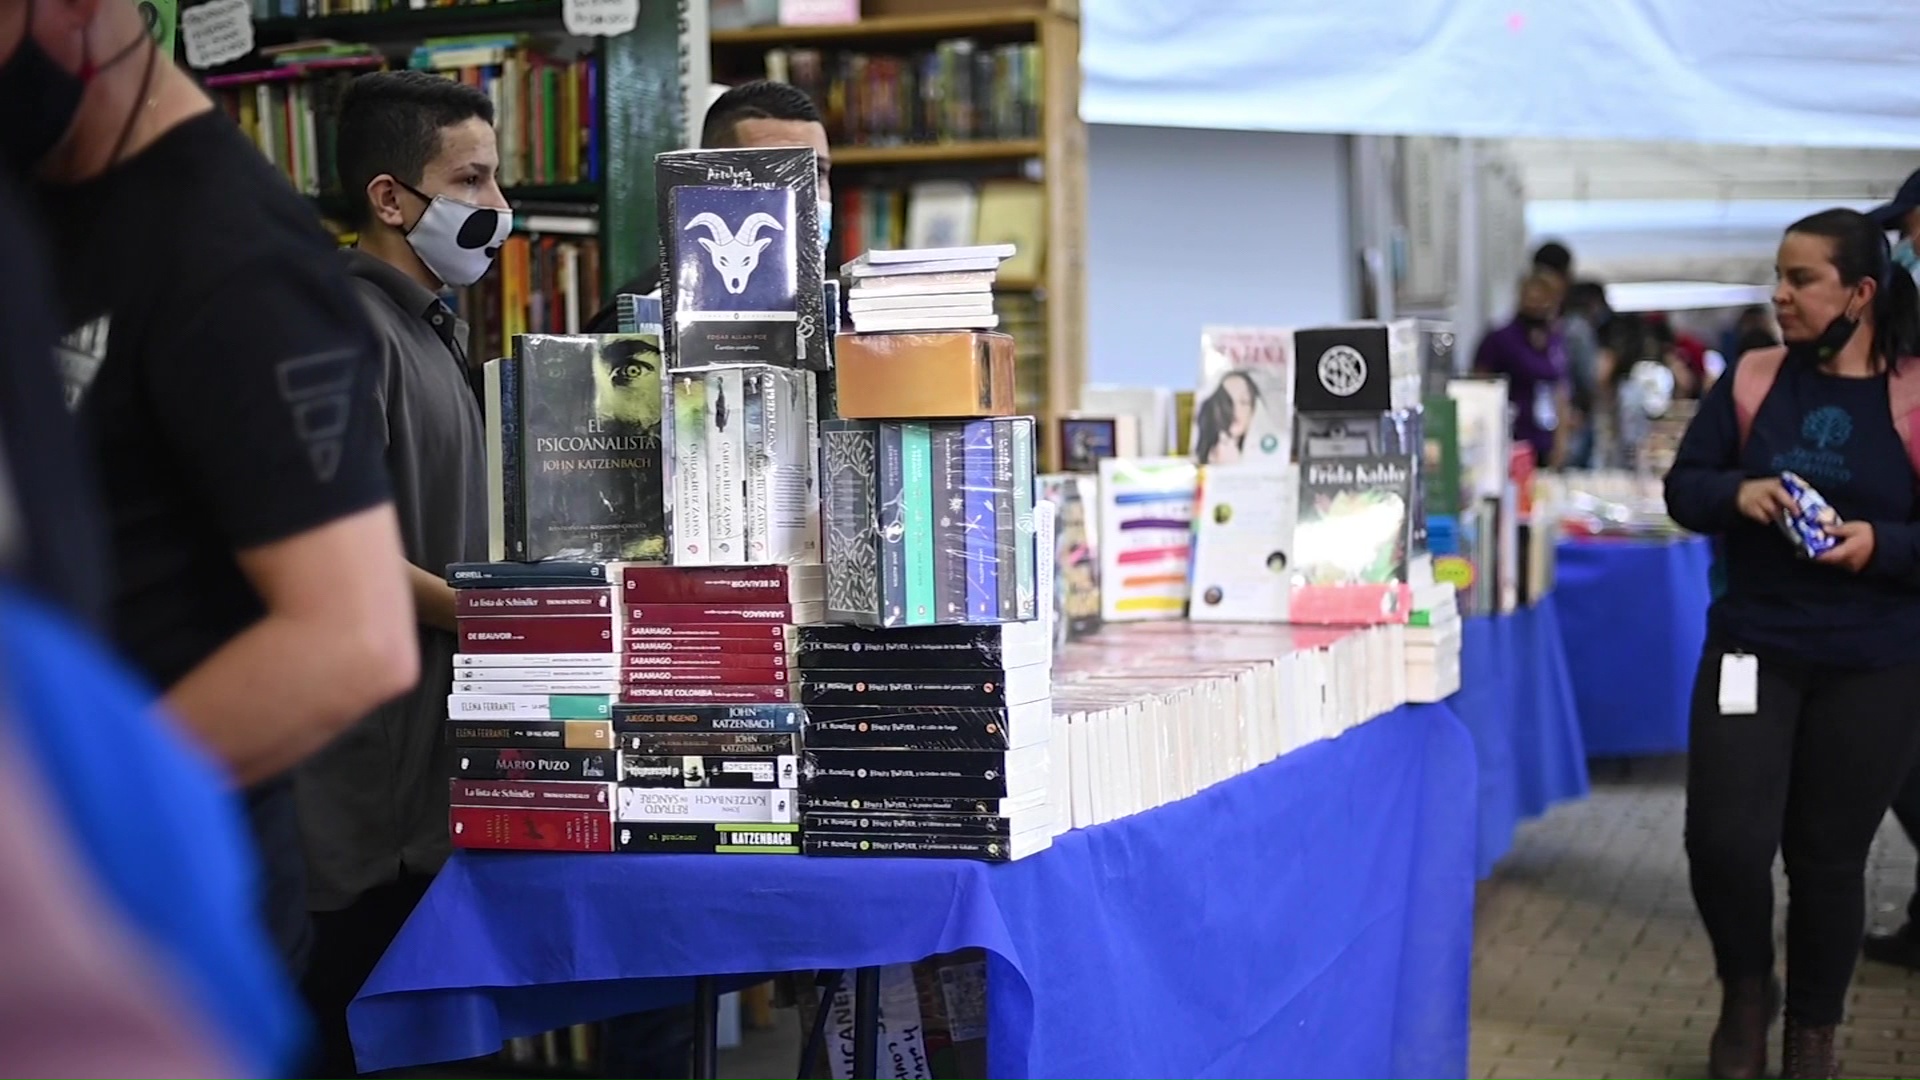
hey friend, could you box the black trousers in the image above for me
[1686,638,1920,1026]
[1891,764,1920,926]
[300,874,435,1077]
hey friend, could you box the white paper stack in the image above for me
[841,244,1016,333]
[1406,579,1463,703]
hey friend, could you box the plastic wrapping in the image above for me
[818,418,1040,628]
[830,331,1017,420]
[489,334,667,563]
[654,147,825,371]
[665,364,820,567]
[1778,470,1841,558]
[1289,448,1416,625]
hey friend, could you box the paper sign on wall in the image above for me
[564,0,639,36]
[180,0,252,69]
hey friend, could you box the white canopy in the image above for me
[1083,0,1920,148]
[1602,280,1773,313]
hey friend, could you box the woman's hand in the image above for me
[1817,521,1876,573]
[1735,478,1794,524]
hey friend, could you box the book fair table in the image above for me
[348,636,1480,1078]
[1552,536,1713,758]
[1446,594,1591,877]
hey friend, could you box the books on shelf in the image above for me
[764,39,1040,148]
[210,36,600,197]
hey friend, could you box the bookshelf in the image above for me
[710,0,1087,470]
[195,0,686,358]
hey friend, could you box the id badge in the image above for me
[1718,653,1759,716]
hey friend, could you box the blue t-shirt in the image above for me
[1666,357,1920,668]
[0,586,307,1075]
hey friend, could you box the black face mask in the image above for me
[1785,304,1863,368]
[0,36,85,185]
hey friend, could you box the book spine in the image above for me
[625,622,799,642]
[900,422,936,626]
[962,420,998,623]
[620,564,821,603]
[618,754,800,789]
[615,786,797,824]
[876,422,908,627]
[622,666,790,686]
[619,684,800,704]
[499,356,525,560]
[1010,417,1037,621]
[616,731,801,756]
[611,704,804,732]
[623,651,790,670]
[445,694,615,720]
[613,821,799,854]
[453,679,621,696]
[451,747,617,781]
[993,419,1016,621]
[771,369,819,564]
[706,367,746,562]
[621,602,819,624]
[445,720,613,749]
[454,587,618,616]
[743,368,771,562]
[450,806,613,852]
[931,424,968,623]
[458,615,620,654]
[670,373,710,565]
[820,420,882,626]
[447,561,608,587]
[448,779,614,810]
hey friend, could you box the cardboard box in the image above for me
[833,331,1017,419]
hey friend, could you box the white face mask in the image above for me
[397,179,511,288]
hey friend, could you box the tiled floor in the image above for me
[1471,757,1920,1080]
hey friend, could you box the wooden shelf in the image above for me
[252,0,565,46]
[709,9,1040,47]
[308,182,598,220]
[832,139,1043,167]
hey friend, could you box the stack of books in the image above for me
[843,245,1015,334]
[444,562,825,852]
[796,621,1056,862]
[1404,569,1462,703]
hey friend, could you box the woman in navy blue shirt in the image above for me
[1666,208,1920,1080]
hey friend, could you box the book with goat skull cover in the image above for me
[656,147,823,372]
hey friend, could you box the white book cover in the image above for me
[1068,710,1094,830]
[615,786,795,824]
[846,293,995,313]
[453,653,621,669]
[454,668,624,683]
[446,694,612,720]
[1194,326,1296,466]
[1189,463,1299,624]
[1447,376,1512,502]
[862,243,1014,265]
[452,680,620,696]
[848,276,993,299]
[705,368,746,563]
[849,312,999,333]
[670,374,711,565]
[1097,457,1197,623]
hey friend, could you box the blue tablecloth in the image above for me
[1554,538,1712,758]
[1447,597,1591,878]
[351,703,1478,1078]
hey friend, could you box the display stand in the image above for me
[1553,537,1712,758]
[348,698,1478,1078]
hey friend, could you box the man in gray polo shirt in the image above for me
[293,69,509,1075]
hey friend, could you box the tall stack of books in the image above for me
[608,565,822,855]
[794,242,1054,862]
[843,245,1014,334]
[445,559,621,853]
[795,621,1056,862]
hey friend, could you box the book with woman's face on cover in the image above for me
[1193,327,1295,467]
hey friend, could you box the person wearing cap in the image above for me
[1868,168,1920,279]
[291,69,507,1076]
[1859,167,1920,974]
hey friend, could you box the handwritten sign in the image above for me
[180,0,252,69]
[562,0,637,36]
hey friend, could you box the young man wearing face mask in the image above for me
[582,79,833,334]
[292,69,508,1076]
[0,0,418,986]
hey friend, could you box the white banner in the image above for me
[1083,0,1920,148]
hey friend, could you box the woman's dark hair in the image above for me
[1786,207,1920,365]
[1192,387,1238,463]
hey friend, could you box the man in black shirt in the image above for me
[294,70,503,1075]
[0,0,419,983]
[582,79,833,333]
